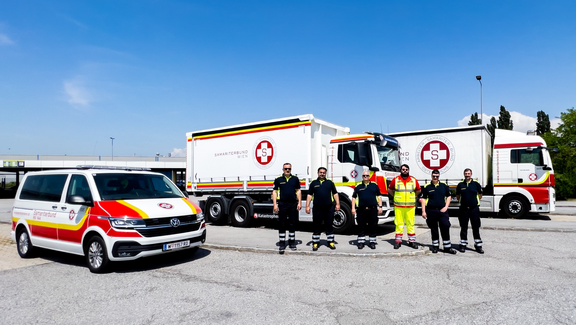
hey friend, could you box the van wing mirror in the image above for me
[68,195,93,206]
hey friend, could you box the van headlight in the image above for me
[196,212,204,222]
[109,217,146,229]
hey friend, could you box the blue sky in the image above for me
[1,0,574,157]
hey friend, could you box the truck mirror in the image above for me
[369,167,380,172]
[357,143,372,167]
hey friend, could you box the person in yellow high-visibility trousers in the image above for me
[388,164,421,249]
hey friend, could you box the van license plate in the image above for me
[163,240,190,251]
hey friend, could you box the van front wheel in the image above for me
[85,236,110,273]
[17,228,34,258]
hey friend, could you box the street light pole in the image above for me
[110,137,115,161]
[475,75,485,187]
[476,75,482,124]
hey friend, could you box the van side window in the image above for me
[20,175,68,202]
[510,148,543,166]
[66,175,93,203]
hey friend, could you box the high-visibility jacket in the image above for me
[393,176,418,208]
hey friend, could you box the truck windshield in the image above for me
[94,173,184,201]
[377,145,401,172]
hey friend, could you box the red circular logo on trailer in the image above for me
[69,210,76,220]
[158,203,173,209]
[420,141,451,169]
[529,173,537,181]
[350,170,358,178]
[255,140,275,165]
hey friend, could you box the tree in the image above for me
[542,107,576,199]
[536,110,551,135]
[468,112,481,126]
[496,105,513,130]
[486,116,497,146]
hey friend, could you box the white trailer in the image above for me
[388,126,556,218]
[186,114,402,233]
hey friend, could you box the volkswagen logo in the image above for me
[170,218,181,227]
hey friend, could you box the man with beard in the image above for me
[420,169,456,254]
[456,168,484,254]
[388,164,421,249]
[306,167,340,251]
[273,163,302,251]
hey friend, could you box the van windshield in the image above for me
[94,173,184,201]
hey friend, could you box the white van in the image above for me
[10,166,206,273]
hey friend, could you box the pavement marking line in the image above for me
[0,223,54,271]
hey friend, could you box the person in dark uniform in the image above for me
[273,163,301,251]
[420,169,456,254]
[306,167,340,251]
[456,168,484,254]
[351,170,383,249]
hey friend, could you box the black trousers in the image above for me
[425,208,451,243]
[312,204,335,236]
[278,201,298,234]
[459,206,482,241]
[357,207,378,238]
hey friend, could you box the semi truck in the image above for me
[388,125,556,218]
[185,114,401,233]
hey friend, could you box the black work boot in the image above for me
[289,240,297,250]
[458,244,466,253]
[475,245,484,254]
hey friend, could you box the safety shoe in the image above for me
[444,247,457,254]
[475,245,484,254]
[394,242,401,249]
[368,242,376,250]
[328,242,336,250]
[357,243,365,250]
[458,244,466,253]
[279,241,286,251]
[289,240,297,250]
[312,243,319,251]
[431,246,439,254]
[408,242,419,249]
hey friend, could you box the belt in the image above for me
[359,206,377,210]
[427,207,443,210]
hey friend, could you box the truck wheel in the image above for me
[501,195,529,219]
[230,200,252,227]
[206,198,227,224]
[333,202,353,234]
[85,236,110,273]
[17,228,34,258]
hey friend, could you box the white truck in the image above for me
[186,114,402,233]
[388,125,556,218]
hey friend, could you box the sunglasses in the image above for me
[362,175,370,177]
[432,175,440,178]
[284,168,291,170]
[401,168,409,171]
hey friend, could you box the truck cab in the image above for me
[327,132,401,228]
